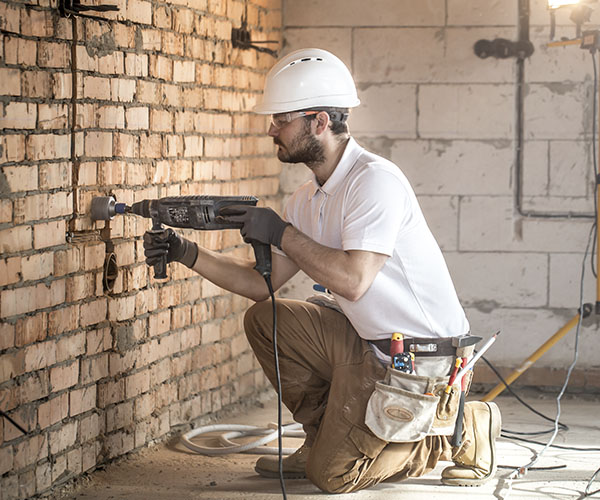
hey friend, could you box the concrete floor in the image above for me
[52,391,600,500]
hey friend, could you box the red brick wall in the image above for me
[0,1,281,497]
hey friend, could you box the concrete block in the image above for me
[283,0,445,27]
[549,253,597,308]
[464,306,577,367]
[354,29,445,83]
[282,28,352,69]
[390,139,513,195]
[459,195,596,252]
[419,84,515,139]
[351,84,417,137]
[520,195,595,215]
[448,0,516,25]
[549,140,591,197]
[417,196,458,251]
[445,251,548,307]
[524,82,590,140]
[522,140,549,196]
[526,29,591,83]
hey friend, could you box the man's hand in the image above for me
[218,205,291,249]
[143,228,198,269]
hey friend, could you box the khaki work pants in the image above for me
[244,299,455,493]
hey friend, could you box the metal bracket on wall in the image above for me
[58,0,119,18]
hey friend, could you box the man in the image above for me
[144,48,501,493]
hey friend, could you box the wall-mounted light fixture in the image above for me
[548,0,598,39]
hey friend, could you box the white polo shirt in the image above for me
[281,137,469,341]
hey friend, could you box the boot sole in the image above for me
[441,402,502,487]
[254,465,306,480]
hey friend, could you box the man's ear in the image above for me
[314,111,330,135]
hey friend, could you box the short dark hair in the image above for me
[303,107,350,137]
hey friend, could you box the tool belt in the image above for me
[370,336,457,357]
[365,335,473,443]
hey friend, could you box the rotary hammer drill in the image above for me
[90,195,272,279]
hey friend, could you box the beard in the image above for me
[274,124,325,165]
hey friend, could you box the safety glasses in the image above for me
[270,111,319,130]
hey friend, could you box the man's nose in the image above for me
[268,123,279,137]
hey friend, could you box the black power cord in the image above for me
[263,274,287,500]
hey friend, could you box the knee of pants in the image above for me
[243,300,272,343]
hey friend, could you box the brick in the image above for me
[21,7,52,37]
[111,78,136,102]
[22,70,52,98]
[0,68,20,95]
[0,2,20,33]
[67,447,83,475]
[173,60,195,82]
[113,132,139,157]
[0,445,13,476]
[55,333,84,366]
[80,298,107,327]
[52,72,72,99]
[50,362,79,392]
[162,31,184,55]
[2,165,37,192]
[65,274,94,302]
[0,102,36,129]
[150,109,173,132]
[69,386,96,417]
[125,107,149,130]
[53,247,80,276]
[36,461,52,492]
[97,379,124,408]
[23,340,57,372]
[0,198,12,223]
[38,41,70,68]
[33,220,66,249]
[127,0,152,24]
[49,421,77,455]
[140,134,162,158]
[125,53,148,77]
[14,193,47,223]
[0,322,15,350]
[14,434,47,469]
[0,226,32,254]
[149,55,172,81]
[26,133,71,161]
[17,371,50,405]
[80,413,102,442]
[0,351,25,383]
[85,131,113,157]
[38,103,69,130]
[80,354,109,385]
[0,257,21,287]
[15,313,47,346]
[39,162,71,190]
[98,105,125,129]
[21,252,54,281]
[108,295,136,321]
[83,243,105,271]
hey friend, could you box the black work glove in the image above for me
[143,228,198,269]
[217,205,291,249]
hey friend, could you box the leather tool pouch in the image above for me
[365,364,469,443]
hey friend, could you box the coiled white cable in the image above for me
[180,422,304,456]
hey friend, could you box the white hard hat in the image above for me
[253,48,360,115]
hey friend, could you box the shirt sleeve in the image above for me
[341,166,413,256]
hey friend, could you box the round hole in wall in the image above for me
[103,252,118,293]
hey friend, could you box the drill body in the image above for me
[91,195,272,278]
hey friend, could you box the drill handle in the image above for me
[150,216,168,280]
[250,240,272,278]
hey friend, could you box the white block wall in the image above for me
[280,0,600,377]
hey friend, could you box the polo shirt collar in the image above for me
[308,137,363,199]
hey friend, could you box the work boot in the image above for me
[441,401,502,487]
[255,443,310,479]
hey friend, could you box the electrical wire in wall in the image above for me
[488,47,600,500]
